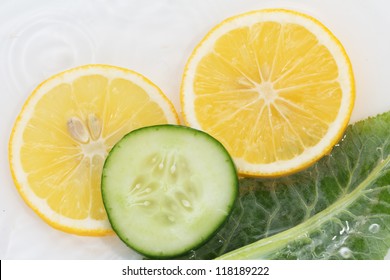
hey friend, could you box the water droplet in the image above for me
[181,199,191,208]
[135,183,141,189]
[159,162,164,169]
[339,247,352,259]
[187,250,196,259]
[368,223,380,234]
[170,164,176,174]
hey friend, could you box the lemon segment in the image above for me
[181,9,355,177]
[9,64,179,235]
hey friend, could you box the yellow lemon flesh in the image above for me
[9,64,179,235]
[181,9,355,177]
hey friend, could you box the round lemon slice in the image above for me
[9,64,179,235]
[181,9,355,177]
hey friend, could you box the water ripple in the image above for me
[4,8,95,93]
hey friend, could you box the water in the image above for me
[339,247,352,259]
[1,0,390,261]
[3,9,95,93]
[368,223,380,234]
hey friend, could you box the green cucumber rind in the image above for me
[101,124,239,259]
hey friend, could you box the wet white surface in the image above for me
[1,0,390,259]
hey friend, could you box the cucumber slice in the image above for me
[101,125,238,258]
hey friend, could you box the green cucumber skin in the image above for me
[101,124,238,259]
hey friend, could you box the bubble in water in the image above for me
[368,223,380,234]
[339,247,352,259]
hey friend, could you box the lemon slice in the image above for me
[181,9,355,177]
[9,64,179,235]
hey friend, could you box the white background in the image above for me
[2,260,389,280]
[1,0,389,259]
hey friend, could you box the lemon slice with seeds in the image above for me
[9,64,179,235]
[181,9,355,177]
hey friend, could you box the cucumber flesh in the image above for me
[101,125,238,258]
